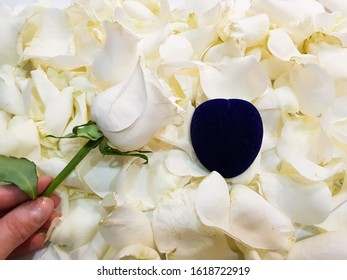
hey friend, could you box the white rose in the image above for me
[91,60,176,151]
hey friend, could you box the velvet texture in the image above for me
[190,99,263,178]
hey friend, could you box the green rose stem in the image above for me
[41,138,103,197]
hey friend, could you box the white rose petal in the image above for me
[200,56,268,101]
[260,173,333,225]
[165,149,208,177]
[290,63,335,117]
[0,115,41,161]
[203,40,245,64]
[288,230,347,259]
[92,22,140,86]
[196,171,232,234]
[229,185,295,250]
[68,232,109,260]
[319,201,347,231]
[231,14,270,47]
[22,8,75,59]
[277,116,333,164]
[180,26,218,59]
[34,243,71,260]
[0,65,25,115]
[268,29,301,61]
[167,0,185,10]
[100,203,154,250]
[114,244,161,260]
[114,151,182,210]
[231,153,261,185]
[114,0,170,34]
[31,67,60,107]
[45,87,73,136]
[319,0,347,16]
[281,157,344,182]
[50,198,106,250]
[159,35,193,62]
[158,102,195,156]
[250,0,324,26]
[0,6,25,65]
[153,188,239,259]
[76,149,125,197]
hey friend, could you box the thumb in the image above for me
[0,197,54,259]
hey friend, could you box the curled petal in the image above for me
[196,171,232,233]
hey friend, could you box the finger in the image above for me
[0,176,52,211]
[49,193,61,208]
[40,212,62,230]
[6,232,46,260]
[0,197,54,260]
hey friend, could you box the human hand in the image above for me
[0,176,61,259]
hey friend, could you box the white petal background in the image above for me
[1,0,347,260]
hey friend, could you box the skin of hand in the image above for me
[0,176,61,259]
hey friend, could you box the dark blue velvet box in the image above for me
[190,99,263,178]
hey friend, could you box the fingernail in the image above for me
[30,197,54,224]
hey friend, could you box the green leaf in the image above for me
[98,138,150,164]
[48,121,103,141]
[0,155,38,199]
